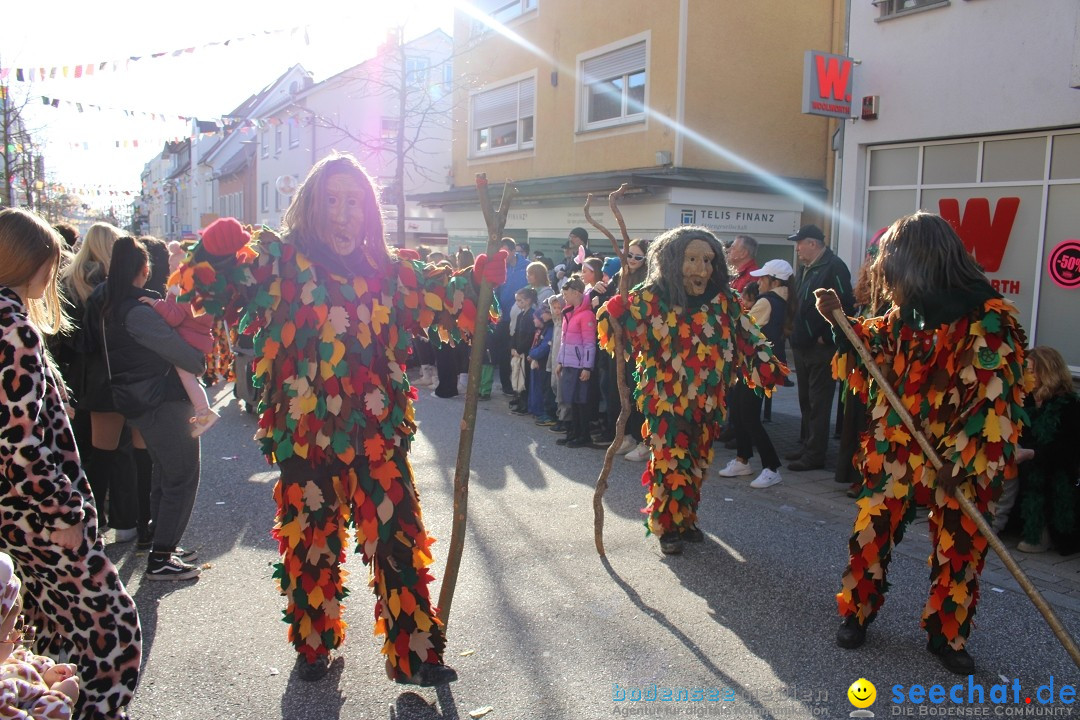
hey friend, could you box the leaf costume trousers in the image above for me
[641,416,720,535]
[275,450,446,678]
[836,481,991,650]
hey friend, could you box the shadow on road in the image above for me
[280,656,346,719]
[389,687,460,719]
[599,554,781,717]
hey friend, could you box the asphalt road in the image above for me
[109,382,1080,720]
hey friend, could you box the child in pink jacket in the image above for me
[139,241,218,436]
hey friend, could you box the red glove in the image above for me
[605,293,627,320]
[397,248,420,261]
[473,249,509,286]
[200,217,250,256]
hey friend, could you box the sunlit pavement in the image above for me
[105,376,1079,720]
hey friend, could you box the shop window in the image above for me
[982,137,1047,182]
[868,147,918,187]
[1050,133,1080,180]
[922,143,978,184]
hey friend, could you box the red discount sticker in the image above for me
[1049,240,1080,289]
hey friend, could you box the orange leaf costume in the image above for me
[179,222,477,678]
[833,291,1028,652]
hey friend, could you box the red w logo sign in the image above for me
[938,197,1020,273]
[815,55,851,102]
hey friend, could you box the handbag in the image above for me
[510,354,526,393]
[101,315,167,419]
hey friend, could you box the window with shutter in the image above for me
[580,40,647,131]
[470,76,536,157]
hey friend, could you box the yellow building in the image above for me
[417,0,845,264]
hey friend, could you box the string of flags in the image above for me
[0,24,311,83]
[38,94,192,123]
[30,89,309,133]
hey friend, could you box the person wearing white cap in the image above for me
[718,259,796,488]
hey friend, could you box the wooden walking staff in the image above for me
[586,184,633,556]
[823,298,1080,670]
[437,174,516,627]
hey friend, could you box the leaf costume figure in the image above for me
[598,226,786,555]
[176,153,501,686]
[822,212,1029,675]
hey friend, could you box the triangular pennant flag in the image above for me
[17,68,24,81]
[74,65,83,78]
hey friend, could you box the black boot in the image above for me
[927,640,975,675]
[556,413,575,446]
[837,615,867,649]
[659,531,683,555]
[83,448,116,527]
[567,405,593,448]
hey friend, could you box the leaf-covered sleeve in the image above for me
[831,313,893,405]
[729,294,788,396]
[392,259,483,345]
[937,299,1028,483]
[597,290,649,359]
[175,228,269,324]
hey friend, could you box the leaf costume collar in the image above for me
[897,281,1000,330]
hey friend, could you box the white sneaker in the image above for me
[614,436,636,455]
[624,442,651,462]
[750,468,783,488]
[718,458,753,477]
[111,527,138,543]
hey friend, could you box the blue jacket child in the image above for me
[527,306,554,417]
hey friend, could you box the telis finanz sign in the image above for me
[802,50,855,119]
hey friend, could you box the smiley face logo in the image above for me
[848,678,877,708]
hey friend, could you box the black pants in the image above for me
[792,343,837,465]
[569,403,592,442]
[835,393,868,486]
[433,342,459,397]
[732,383,780,470]
[493,319,512,392]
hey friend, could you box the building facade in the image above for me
[417,0,844,266]
[835,0,1080,372]
[259,29,454,247]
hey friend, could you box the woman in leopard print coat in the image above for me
[0,209,141,720]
